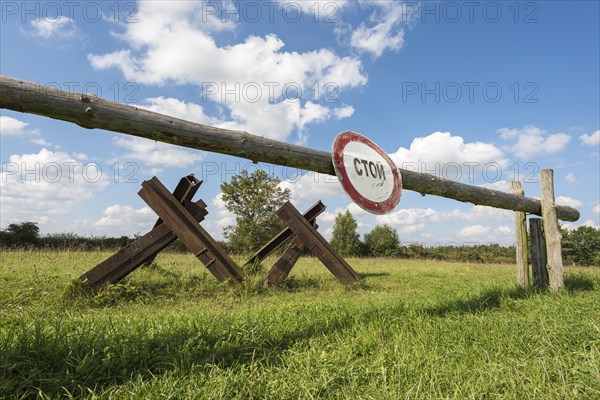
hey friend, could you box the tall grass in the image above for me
[1,251,599,399]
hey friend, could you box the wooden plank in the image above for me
[151,174,201,229]
[0,75,580,222]
[540,169,564,290]
[79,199,208,287]
[144,175,202,266]
[510,181,530,287]
[263,236,305,287]
[276,202,361,282]
[529,218,549,289]
[139,177,244,284]
[246,201,326,266]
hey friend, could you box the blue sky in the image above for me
[1,0,599,246]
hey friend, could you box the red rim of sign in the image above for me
[332,131,402,215]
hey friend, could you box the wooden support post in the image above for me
[80,176,205,287]
[540,169,564,290]
[276,202,361,283]
[510,181,529,287]
[529,218,549,289]
[139,177,244,284]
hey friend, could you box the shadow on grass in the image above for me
[1,304,364,398]
[564,273,596,292]
[425,274,598,317]
[6,274,598,398]
[424,286,533,316]
[359,272,390,278]
[144,262,183,280]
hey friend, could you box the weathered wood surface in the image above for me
[80,175,204,287]
[529,218,549,289]
[80,199,208,287]
[144,174,202,267]
[246,201,326,266]
[263,236,306,287]
[277,202,361,283]
[0,75,580,221]
[510,181,529,287]
[139,177,244,284]
[540,169,564,290]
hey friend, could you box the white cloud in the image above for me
[462,205,513,222]
[30,137,54,147]
[349,1,408,57]
[29,17,77,39]
[458,224,491,237]
[88,1,367,143]
[593,204,600,215]
[562,220,600,231]
[496,225,512,235]
[580,130,600,147]
[376,207,439,226]
[1,116,60,148]
[93,205,155,236]
[374,204,512,236]
[0,149,108,225]
[555,196,583,209]
[398,223,425,234]
[582,220,600,229]
[565,173,578,185]
[499,125,571,159]
[347,202,369,217]
[201,193,236,240]
[389,131,507,179]
[319,212,337,223]
[313,203,366,221]
[333,105,355,119]
[278,172,341,206]
[112,136,205,168]
[1,116,39,136]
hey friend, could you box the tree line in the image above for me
[2,170,598,266]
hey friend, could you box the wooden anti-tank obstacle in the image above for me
[82,176,358,288]
[248,201,361,286]
[80,175,207,286]
[138,176,245,284]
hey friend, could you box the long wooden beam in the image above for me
[0,75,580,221]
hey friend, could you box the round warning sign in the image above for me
[332,131,402,214]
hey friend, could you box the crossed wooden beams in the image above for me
[248,201,361,286]
[80,176,361,288]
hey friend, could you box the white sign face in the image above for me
[342,141,396,203]
[332,131,402,214]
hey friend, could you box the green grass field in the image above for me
[1,251,599,399]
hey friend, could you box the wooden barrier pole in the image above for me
[510,181,529,287]
[529,218,549,289]
[0,75,580,222]
[540,169,564,290]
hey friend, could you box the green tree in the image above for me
[1,221,40,248]
[364,224,400,257]
[562,226,600,266]
[220,169,291,254]
[330,210,361,256]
